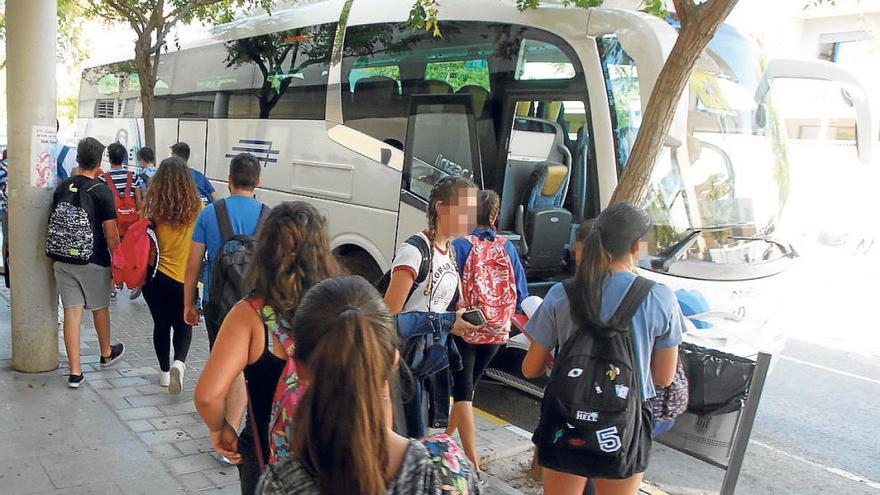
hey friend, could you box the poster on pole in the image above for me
[30,125,57,188]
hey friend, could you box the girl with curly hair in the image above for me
[142,156,203,394]
[195,201,340,495]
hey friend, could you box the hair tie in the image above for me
[340,307,359,318]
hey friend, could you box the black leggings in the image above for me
[451,336,501,402]
[143,269,192,372]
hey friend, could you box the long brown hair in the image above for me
[144,157,201,228]
[247,201,340,323]
[573,202,652,325]
[290,276,397,495]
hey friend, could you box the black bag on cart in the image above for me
[679,342,755,416]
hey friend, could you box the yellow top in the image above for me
[155,206,202,283]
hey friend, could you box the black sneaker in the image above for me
[100,343,125,367]
[67,374,85,388]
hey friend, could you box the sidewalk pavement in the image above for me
[0,287,538,494]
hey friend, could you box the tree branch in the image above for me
[105,0,148,27]
[695,0,739,34]
[671,0,695,28]
[165,0,226,27]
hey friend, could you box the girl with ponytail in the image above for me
[384,176,479,331]
[521,203,687,495]
[256,276,481,495]
[195,201,340,495]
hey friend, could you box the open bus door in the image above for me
[394,94,483,248]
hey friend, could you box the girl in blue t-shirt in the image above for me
[522,203,685,495]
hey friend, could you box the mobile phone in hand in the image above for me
[461,309,487,326]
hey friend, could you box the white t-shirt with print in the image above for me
[392,232,459,313]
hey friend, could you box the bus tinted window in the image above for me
[222,22,337,120]
[598,35,641,171]
[349,66,401,93]
[79,23,337,121]
[342,21,584,186]
[425,60,490,92]
[515,39,576,81]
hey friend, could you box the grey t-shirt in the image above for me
[256,437,481,495]
[525,271,687,399]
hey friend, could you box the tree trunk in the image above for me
[610,0,739,205]
[134,34,159,150]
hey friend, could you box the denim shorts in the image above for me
[54,262,112,310]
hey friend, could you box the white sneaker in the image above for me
[159,371,170,387]
[169,360,185,395]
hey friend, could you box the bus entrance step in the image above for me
[485,368,545,399]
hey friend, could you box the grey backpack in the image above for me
[203,199,269,331]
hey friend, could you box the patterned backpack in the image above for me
[419,434,476,494]
[248,300,302,465]
[650,357,688,422]
[46,179,102,265]
[458,234,517,344]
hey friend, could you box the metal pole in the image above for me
[720,352,772,495]
[7,0,59,372]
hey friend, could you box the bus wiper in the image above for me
[650,224,755,272]
[730,235,798,257]
[652,229,702,272]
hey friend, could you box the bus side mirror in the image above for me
[756,58,875,165]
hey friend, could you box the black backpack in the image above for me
[46,178,103,265]
[374,234,430,300]
[533,276,655,479]
[139,172,151,191]
[203,199,270,331]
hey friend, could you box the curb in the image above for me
[474,406,535,466]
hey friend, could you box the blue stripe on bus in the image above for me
[231,147,280,154]
[239,139,273,145]
[224,153,278,163]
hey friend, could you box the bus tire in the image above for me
[340,250,382,283]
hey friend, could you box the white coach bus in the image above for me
[78,0,872,359]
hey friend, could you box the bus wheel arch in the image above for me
[335,244,383,283]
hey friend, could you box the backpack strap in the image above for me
[406,234,431,285]
[253,204,270,238]
[607,276,655,330]
[57,146,70,181]
[123,170,133,199]
[102,172,121,199]
[214,199,234,244]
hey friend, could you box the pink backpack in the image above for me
[247,297,303,465]
[458,234,517,344]
[111,219,158,289]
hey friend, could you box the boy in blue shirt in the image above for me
[183,153,264,442]
[171,142,216,205]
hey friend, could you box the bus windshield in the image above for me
[600,23,791,268]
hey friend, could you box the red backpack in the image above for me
[111,219,158,289]
[458,234,517,344]
[103,171,138,237]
